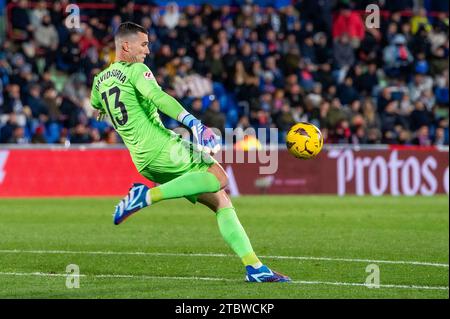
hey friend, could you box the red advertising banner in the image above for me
[0,149,152,197]
[223,149,449,196]
[0,148,448,197]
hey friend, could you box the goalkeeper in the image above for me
[90,22,290,283]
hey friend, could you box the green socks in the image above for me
[148,171,220,203]
[216,207,262,268]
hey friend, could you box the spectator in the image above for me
[347,99,362,120]
[327,97,347,130]
[332,3,365,47]
[285,82,303,110]
[174,61,213,98]
[380,101,403,140]
[34,14,58,71]
[0,113,20,143]
[42,87,60,123]
[31,124,47,143]
[110,15,122,37]
[120,1,136,24]
[333,119,352,143]
[235,115,252,141]
[361,98,379,128]
[409,72,434,102]
[282,5,300,33]
[333,33,355,79]
[366,127,382,144]
[306,82,323,108]
[58,32,82,74]
[202,99,226,136]
[70,123,91,144]
[434,70,449,105]
[275,102,296,135]
[193,44,209,76]
[351,125,368,145]
[163,2,180,29]
[433,127,447,145]
[3,84,26,124]
[264,55,284,89]
[89,128,105,146]
[337,76,360,106]
[261,71,276,94]
[9,125,28,144]
[383,34,413,79]
[25,83,48,121]
[188,98,203,119]
[30,0,49,29]
[79,25,101,57]
[385,21,400,45]
[314,63,334,90]
[411,8,432,35]
[208,44,225,82]
[10,0,33,41]
[314,32,332,65]
[397,128,412,145]
[398,92,413,116]
[0,54,11,87]
[411,25,432,57]
[411,125,432,146]
[281,32,298,55]
[49,1,64,30]
[410,101,433,131]
[0,2,448,146]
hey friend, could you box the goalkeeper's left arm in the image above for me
[132,63,221,153]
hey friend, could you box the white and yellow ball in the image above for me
[286,122,323,159]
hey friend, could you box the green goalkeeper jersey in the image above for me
[91,62,185,171]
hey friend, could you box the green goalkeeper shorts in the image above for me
[139,136,217,186]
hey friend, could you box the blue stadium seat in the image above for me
[225,93,239,113]
[46,122,61,143]
[435,87,449,105]
[201,95,215,112]
[89,119,109,135]
[226,108,239,127]
[213,82,226,98]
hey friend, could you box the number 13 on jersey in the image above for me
[101,86,128,128]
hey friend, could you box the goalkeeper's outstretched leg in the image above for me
[113,163,224,225]
[113,162,227,225]
[196,174,291,282]
[113,162,290,282]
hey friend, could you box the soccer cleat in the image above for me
[113,183,150,225]
[245,265,291,283]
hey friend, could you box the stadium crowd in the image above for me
[0,0,449,146]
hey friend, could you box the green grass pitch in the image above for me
[0,196,448,299]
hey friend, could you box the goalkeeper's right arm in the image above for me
[131,63,221,153]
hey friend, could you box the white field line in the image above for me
[0,249,448,268]
[0,271,448,291]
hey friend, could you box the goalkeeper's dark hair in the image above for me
[115,22,148,39]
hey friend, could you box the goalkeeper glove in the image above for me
[181,113,221,154]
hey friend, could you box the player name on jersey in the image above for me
[95,69,127,91]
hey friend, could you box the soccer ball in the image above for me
[286,122,324,159]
